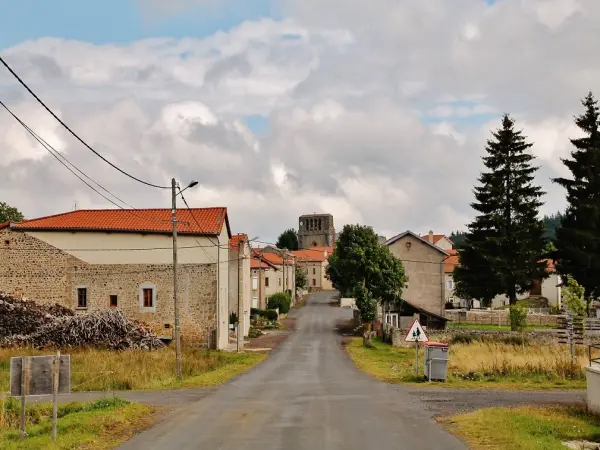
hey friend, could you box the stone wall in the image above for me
[0,229,76,305]
[444,309,560,327]
[72,262,217,344]
[0,228,218,345]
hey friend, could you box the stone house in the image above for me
[291,246,334,291]
[0,208,233,349]
[228,234,251,336]
[385,231,449,318]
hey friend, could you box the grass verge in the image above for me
[0,397,156,449]
[0,348,266,392]
[440,405,600,450]
[344,337,586,390]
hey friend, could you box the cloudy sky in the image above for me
[0,0,597,243]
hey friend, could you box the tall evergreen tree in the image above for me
[276,228,299,251]
[453,114,548,317]
[553,92,600,313]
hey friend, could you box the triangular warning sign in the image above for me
[404,318,428,342]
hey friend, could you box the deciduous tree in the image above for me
[276,228,299,251]
[0,202,23,223]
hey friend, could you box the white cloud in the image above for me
[1,0,599,242]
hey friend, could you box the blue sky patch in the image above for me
[242,115,271,136]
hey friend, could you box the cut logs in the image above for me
[0,292,164,350]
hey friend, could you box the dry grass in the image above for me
[440,405,600,450]
[0,347,266,392]
[345,338,587,389]
[0,397,157,449]
[448,341,587,381]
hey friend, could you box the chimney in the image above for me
[428,230,434,243]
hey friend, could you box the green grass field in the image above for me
[0,397,156,449]
[0,348,266,392]
[440,405,600,449]
[345,338,586,390]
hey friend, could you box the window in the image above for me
[252,296,258,308]
[138,283,157,312]
[446,279,453,290]
[313,267,316,275]
[109,295,118,307]
[252,277,258,290]
[76,287,87,308]
[279,278,281,286]
[143,289,153,307]
[265,277,269,287]
[312,278,316,286]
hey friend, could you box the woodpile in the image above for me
[0,292,73,339]
[0,292,164,350]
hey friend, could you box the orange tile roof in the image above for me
[444,255,459,273]
[291,246,332,262]
[230,233,248,250]
[0,221,9,230]
[421,234,448,245]
[251,258,270,269]
[12,208,230,237]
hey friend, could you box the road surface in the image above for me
[119,291,466,450]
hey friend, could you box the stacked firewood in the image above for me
[0,292,74,338]
[0,292,164,350]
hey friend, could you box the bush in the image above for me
[264,309,279,321]
[229,311,238,326]
[509,304,528,332]
[445,301,455,310]
[267,292,292,314]
[249,308,278,321]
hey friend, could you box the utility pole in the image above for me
[171,178,182,379]
[237,237,245,352]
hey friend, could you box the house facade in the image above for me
[228,234,251,336]
[292,246,333,290]
[385,231,448,317]
[0,208,232,349]
[421,231,454,251]
[250,247,295,309]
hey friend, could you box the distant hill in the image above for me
[449,212,563,250]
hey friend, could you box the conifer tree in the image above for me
[554,92,600,314]
[453,114,548,320]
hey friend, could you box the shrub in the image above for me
[445,301,455,310]
[267,292,292,314]
[264,309,279,321]
[229,311,238,326]
[250,308,262,318]
[248,327,262,338]
[509,304,528,332]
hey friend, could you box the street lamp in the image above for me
[171,178,198,379]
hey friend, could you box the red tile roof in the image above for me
[0,221,9,230]
[421,234,449,245]
[230,233,248,250]
[444,254,459,273]
[12,208,230,237]
[292,246,332,262]
[251,258,270,269]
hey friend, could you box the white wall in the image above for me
[27,231,219,264]
[217,226,229,350]
[542,274,561,308]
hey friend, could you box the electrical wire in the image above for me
[0,55,170,190]
[0,100,170,227]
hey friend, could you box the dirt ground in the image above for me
[245,317,296,350]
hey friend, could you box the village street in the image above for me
[119,291,467,450]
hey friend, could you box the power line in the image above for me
[0,100,169,227]
[0,55,170,190]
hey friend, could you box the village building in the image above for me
[384,231,449,329]
[0,208,233,349]
[297,213,335,249]
[249,247,295,308]
[291,246,334,291]
[228,234,251,336]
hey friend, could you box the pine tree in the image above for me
[453,114,548,316]
[554,92,600,313]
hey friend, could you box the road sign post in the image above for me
[404,318,428,378]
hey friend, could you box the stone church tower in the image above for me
[297,214,335,249]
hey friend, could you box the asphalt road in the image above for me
[119,291,466,450]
